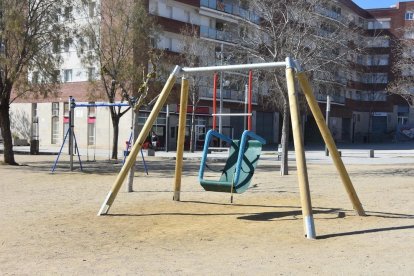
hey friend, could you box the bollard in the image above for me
[369,149,374,158]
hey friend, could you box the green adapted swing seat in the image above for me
[198,130,266,194]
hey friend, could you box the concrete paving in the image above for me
[2,141,414,165]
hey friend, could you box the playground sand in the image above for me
[0,154,413,275]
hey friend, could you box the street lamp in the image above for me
[218,43,224,136]
[325,95,331,156]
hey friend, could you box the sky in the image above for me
[353,0,413,9]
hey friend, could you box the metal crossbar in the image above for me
[74,103,130,108]
[181,61,287,74]
[212,113,252,117]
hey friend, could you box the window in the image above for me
[53,9,60,22]
[63,102,69,117]
[398,113,409,125]
[87,103,96,118]
[63,101,69,140]
[162,37,172,51]
[367,20,390,29]
[367,37,390,48]
[52,39,61,53]
[32,71,39,84]
[166,5,173,18]
[51,102,60,144]
[53,70,61,82]
[64,69,72,82]
[373,91,387,102]
[63,6,73,21]
[365,73,388,84]
[405,12,414,20]
[150,1,158,14]
[354,91,362,100]
[64,37,72,52]
[87,123,95,145]
[52,102,59,117]
[88,35,95,50]
[88,67,96,81]
[87,102,96,145]
[367,55,389,66]
[51,117,60,144]
[32,103,39,140]
[331,5,341,18]
[404,31,414,39]
[184,10,190,23]
[89,1,96,17]
[403,66,414,76]
[149,37,156,48]
[358,17,366,28]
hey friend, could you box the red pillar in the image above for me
[213,73,218,130]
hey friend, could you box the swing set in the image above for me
[51,97,148,174]
[97,58,366,240]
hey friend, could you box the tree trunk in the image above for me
[127,111,139,192]
[0,103,17,165]
[111,115,120,159]
[189,107,196,153]
[280,100,290,176]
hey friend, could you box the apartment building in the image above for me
[305,0,414,143]
[8,0,414,153]
[151,0,278,148]
[10,0,278,153]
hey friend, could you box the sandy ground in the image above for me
[0,153,413,275]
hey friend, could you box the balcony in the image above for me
[200,26,236,43]
[200,0,260,24]
[316,6,342,21]
[199,86,258,104]
[315,93,345,104]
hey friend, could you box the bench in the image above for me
[208,147,230,154]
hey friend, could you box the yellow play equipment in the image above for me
[97,58,365,240]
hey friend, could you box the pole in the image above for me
[244,84,248,131]
[286,59,316,239]
[69,96,74,171]
[248,70,252,131]
[98,66,180,216]
[166,105,170,152]
[173,77,190,201]
[296,71,366,216]
[213,73,218,130]
[325,95,331,156]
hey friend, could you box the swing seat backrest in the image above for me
[198,130,266,194]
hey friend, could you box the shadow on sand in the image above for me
[104,200,414,239]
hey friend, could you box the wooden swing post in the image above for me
[296,70,365,216]
[173,76,189,201]
[286,57,316,239]
[97,66,180,216]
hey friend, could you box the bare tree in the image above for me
[238,0,360,175]
[388,25,414,106]
[180,25,215,152]
[10,110,31,140]
[75,0,159,159]
[0,0,67,165]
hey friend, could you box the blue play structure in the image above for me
[51,97,148,173]
[198,130,266,194]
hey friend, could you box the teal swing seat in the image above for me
[198,130,266,194]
